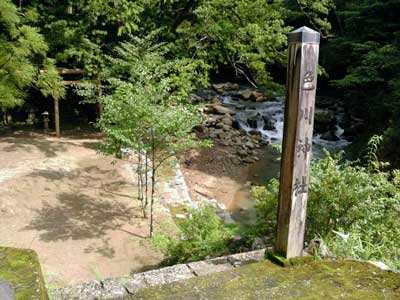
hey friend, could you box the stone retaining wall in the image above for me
[50,249,266,300]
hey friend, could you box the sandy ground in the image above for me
[0,131,165,287]
[180,144,280,225]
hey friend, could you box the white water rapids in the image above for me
[221,95,350,157]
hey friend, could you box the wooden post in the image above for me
[275,27,320,258]
[53,95,60,138]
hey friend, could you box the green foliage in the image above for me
[253,151,400,269]
[98,34,209,157]
[153,205,233,264]
[322,1,400,165]
[98,34,210,236]
[0,0,48,110]
[36,59,65,99]
[295,0,335,36]
[172,0,290,88]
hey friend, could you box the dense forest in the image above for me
[1,0,399,165]
[1,0,400,271]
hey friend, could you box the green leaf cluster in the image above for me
[98,34,209,156]
[153,205,233,264]
[253,151,400,269]
[0,0,47,110]
[172,0,290,88]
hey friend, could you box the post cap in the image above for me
[42,111,49,116]
[288,26,320,44]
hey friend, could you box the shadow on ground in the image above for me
[22,192,141,242]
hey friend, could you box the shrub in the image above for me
[253,151,400,269]
[153,205,233,265]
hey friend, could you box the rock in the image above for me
[0,247,49,300]
[368,261,391,271]
[249,130,261,136]
[245,141,255,149]
[231,157,241,165]
[232,120,240,130]
[251,237,271,250]
[237,149,248,158]
[247,118,258,129]
[193,124,206,133]
[189,93,204,103]
[251,91,264,102]
[212,82,240,92]
[211,104,236,115]
[0,281,15,300]
[221,117,233,126]
[187,257,233,277]
[304,238,334,258]
[195,88,217,99]
[243,157,255,164]
[175,214,186,219]
[237,89,253,100]
[262,116,275,130]
[220,140,230,146]
[222,125,231,131]
[320,131,339,141]
[143,264,195,286]
[215,122,224,129]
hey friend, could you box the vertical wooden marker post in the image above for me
[53,95,60,138]
[275,27,320,258]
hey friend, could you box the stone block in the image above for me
[0,247,48,300]
[187,257,233,276]
[227,249,265,267]
[143,264,194,286]
[0,280,15,300]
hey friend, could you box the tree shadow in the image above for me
[22,192,142,242]
[0,131,102,158]
[84,237,116,259]
[1,137,67,158]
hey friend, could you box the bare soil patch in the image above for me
[0,131,166,287]
[180,142,280,225]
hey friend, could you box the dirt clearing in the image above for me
[0,131,165,287]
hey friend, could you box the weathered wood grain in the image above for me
[275,27,320,258]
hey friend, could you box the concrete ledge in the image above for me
[51,249,265,300]
[0,247,49,300]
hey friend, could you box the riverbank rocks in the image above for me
[204,121,264,164]
[193,83,272,164]
[212,82,240,93]
[209,104,236,115]
[237,89,265,102]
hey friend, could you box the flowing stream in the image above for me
[221,95,350,158]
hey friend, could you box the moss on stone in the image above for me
[0,246,48,300]
[130,259,400,299]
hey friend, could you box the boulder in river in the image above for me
[210,104,236,115]
[320,131,339,141]
[237,89,253,100]
[212,82,240,93]
[314,108,336,133]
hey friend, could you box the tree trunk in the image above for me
[144,151,148,218]
[150,132,156,238]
